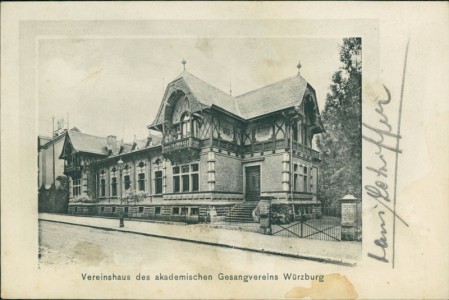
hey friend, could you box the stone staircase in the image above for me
[225,201,259,223]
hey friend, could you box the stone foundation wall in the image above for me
[67,202,237,224]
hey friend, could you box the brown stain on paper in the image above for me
[285,273,358,300]
[73,241,108,265]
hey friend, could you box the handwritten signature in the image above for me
[363,85,409,265]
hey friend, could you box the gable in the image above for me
[149,71,238,129]
[60,131,110,158]
[149,70,324,127]
[59,134,74,159]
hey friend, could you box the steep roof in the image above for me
[62,131,163,158]
[235,75,308,119]
[38,127,81,149]
[68,131,110,156]
[176,71,240,116]
[151,71,312,126]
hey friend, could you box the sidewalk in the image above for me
[39,213,361,266]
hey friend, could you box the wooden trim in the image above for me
[242,157,265,163]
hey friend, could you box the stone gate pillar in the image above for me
[340,194,360,241]
[259,196,272,235]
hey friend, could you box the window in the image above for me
[293,164,299,191]
[99,170,106,197]
[124,175,131,190]
[101,207,105,212]
[190,208,199,216]
[181,207,188,215]
[172,207,180,215]
[72,179,81,197]
[137,162,146,191]
[181,113,191,137]
[112,207,116,213]
[138,207,144,213]
[124,207,129,213]
[191,164,199,191]
[100,178,106,197]
[174,177,180,193]
[182,175,189,192]
[173,163,199,193]
[297,123,303,143]
[303,125,311,147]
[311,167,318,193]
[111,168,118,196]
[223,126,231,136]
[155,207,161,215]
[292,163,309,192]
[155,171,163,194]
[111,177,117,196]
[74,207,78,212]
[138,173,145,191]
[294,173,299,192]
[192,173,199,191]
[222,125,233,141]
[303,167,308,192]
[293,122,298,142]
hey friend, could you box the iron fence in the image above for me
[271,206,342,241]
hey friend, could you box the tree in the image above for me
[316,38,362,206]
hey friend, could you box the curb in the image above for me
[39,218,357,267]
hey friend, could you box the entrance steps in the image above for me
[225,201,259,223]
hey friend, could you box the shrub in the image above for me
[270,204,294,224]
[71,194,94,203]
[124,189,148,203]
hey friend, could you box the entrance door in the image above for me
[245,166,260,201]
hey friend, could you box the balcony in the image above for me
[64,164,81,174]
[162,136,202,163]
[291,141,321,161]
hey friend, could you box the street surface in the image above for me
[39,220,336,271]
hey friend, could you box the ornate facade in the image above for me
[61,63,325,222]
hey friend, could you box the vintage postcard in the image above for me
[1,2,448,299]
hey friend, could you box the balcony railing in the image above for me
[241,139,320,160]
[64,164,81,173]
[291,141,321,161]
[162,136,202,154]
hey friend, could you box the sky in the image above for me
[38,38,343,141]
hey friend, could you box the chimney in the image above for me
[146,134,153,147]
[107,135,118,149]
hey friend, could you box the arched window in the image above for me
[123,165,131,191]
[137,162,146,191]
[99,170,106,197]
[181,112,191,137]
[111,167,118,197]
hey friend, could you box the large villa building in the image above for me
[59,62,325,222]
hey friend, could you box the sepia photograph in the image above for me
[37,36,362,268]
[2,2,449,299]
